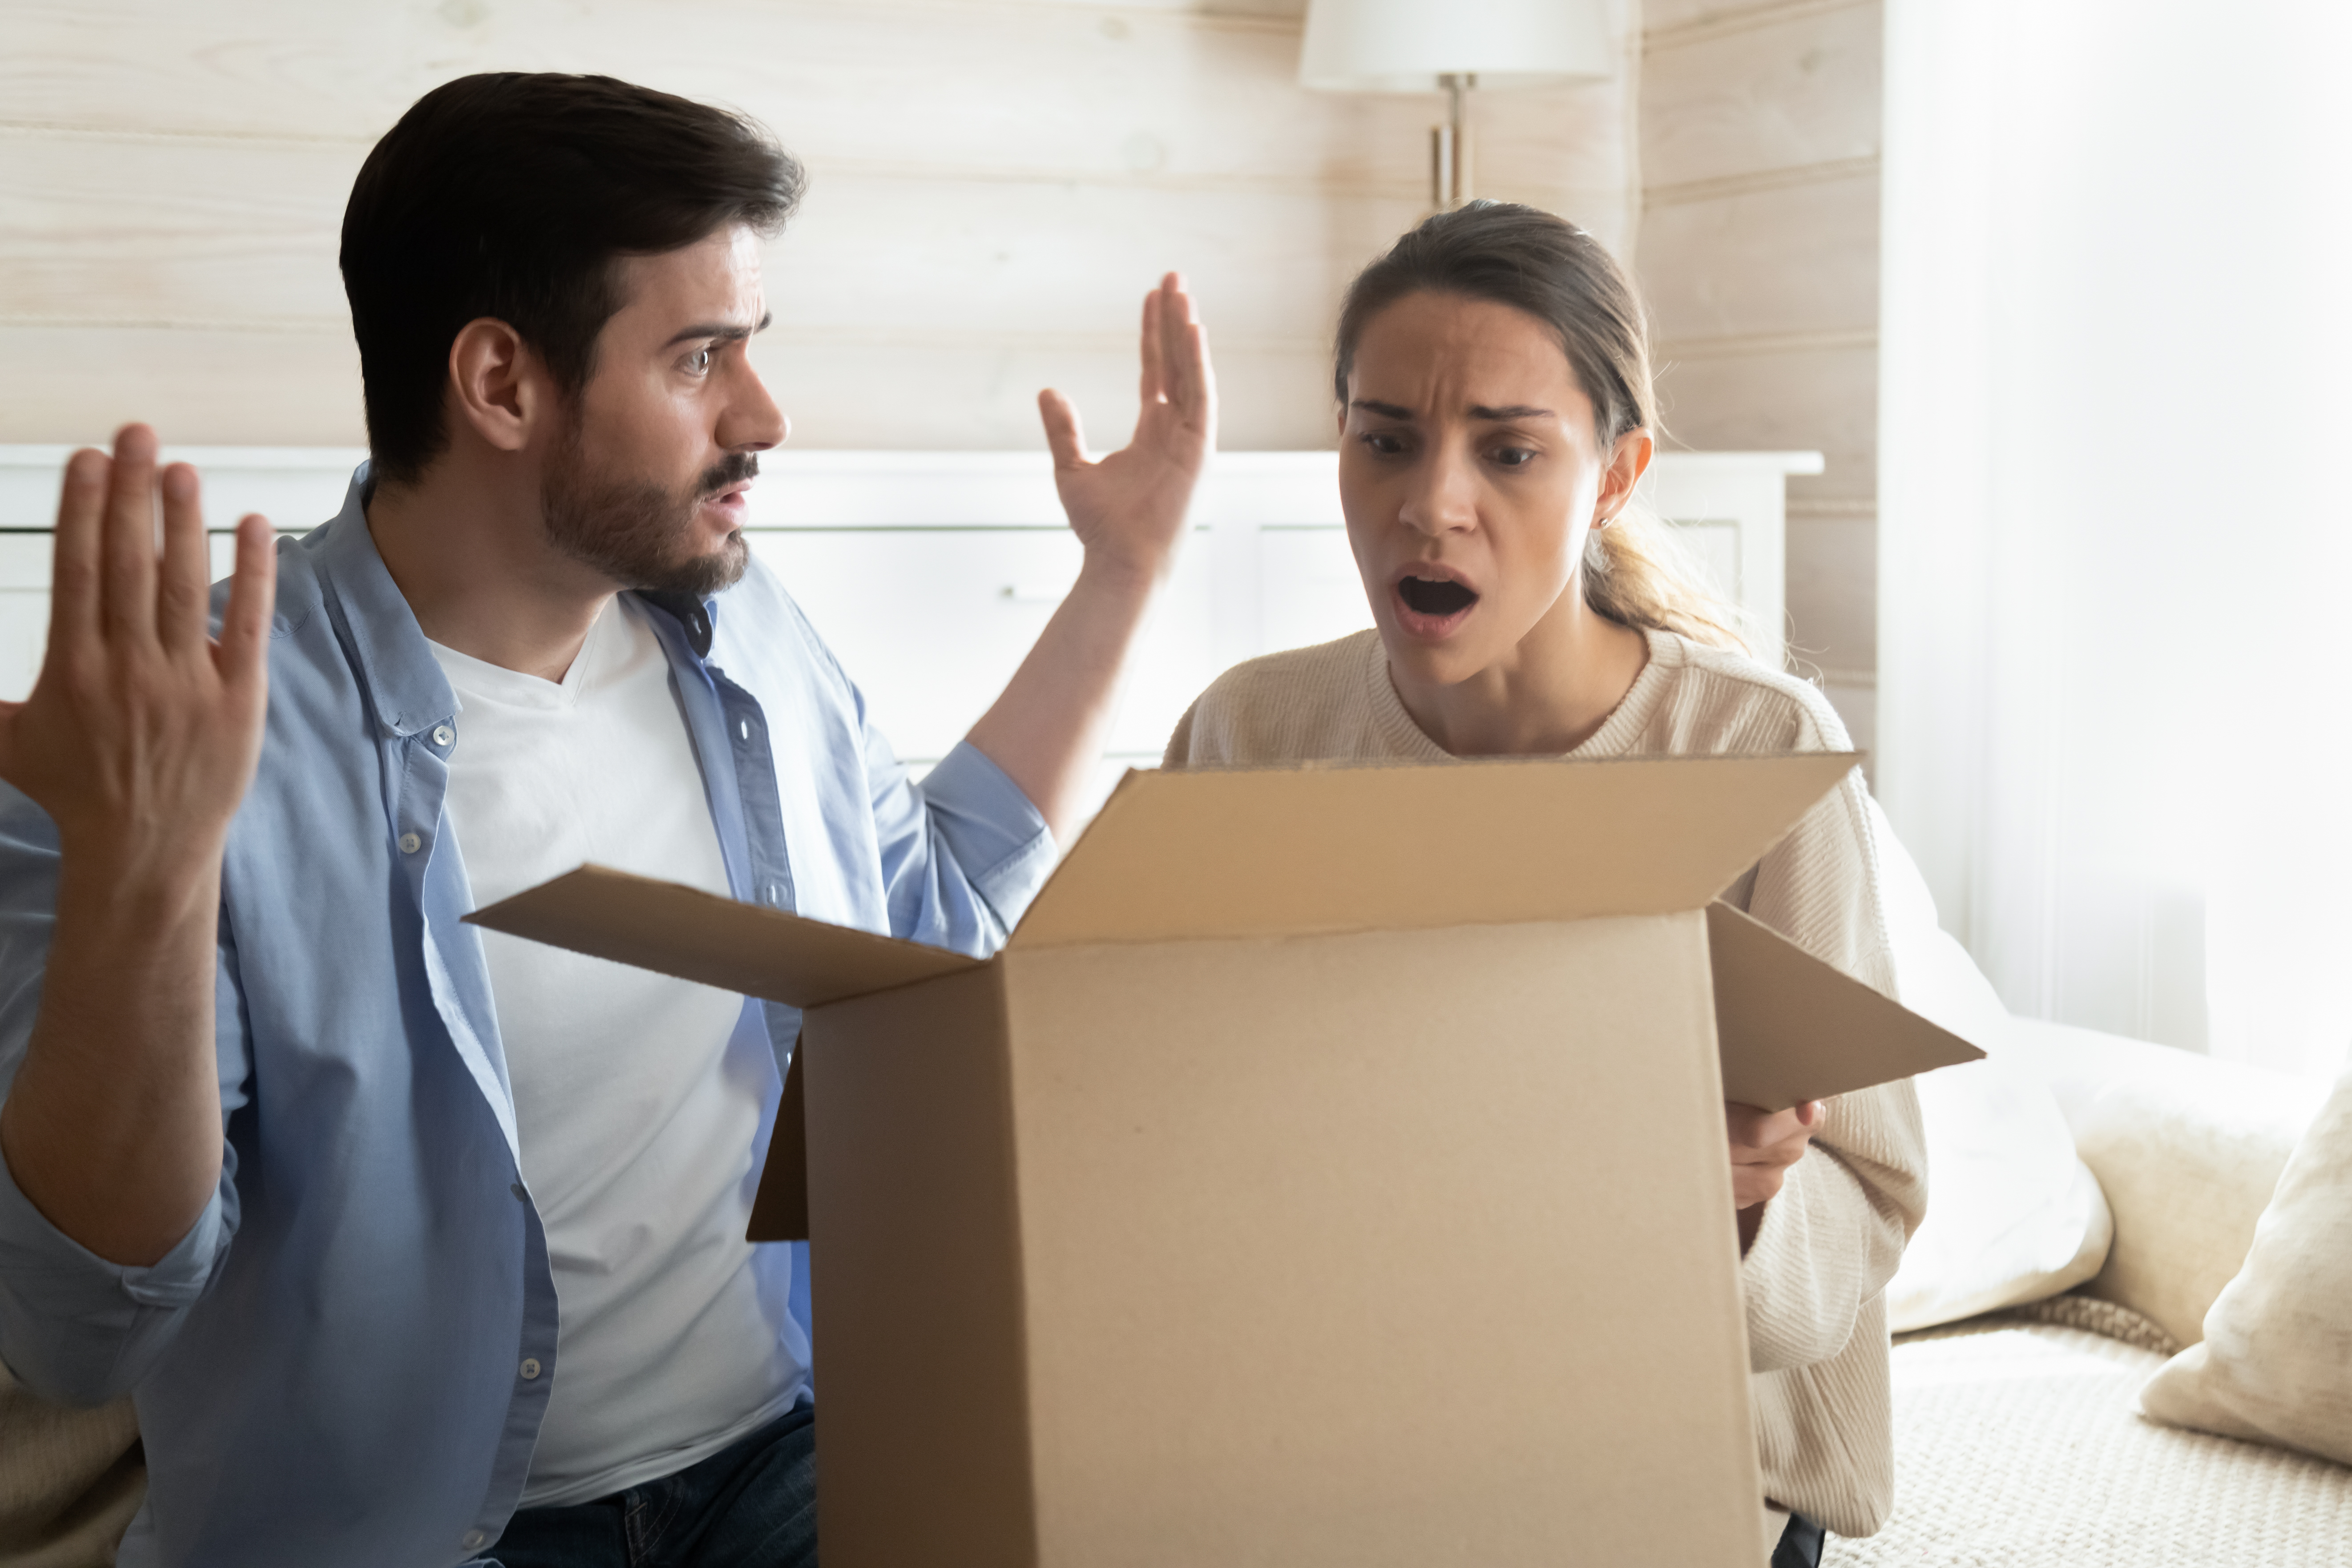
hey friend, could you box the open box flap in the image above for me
[464,865,981,1009]
[1009,751,1864,950]
[1707,900,1985,1110]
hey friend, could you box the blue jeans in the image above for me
[488,1403,817,1568]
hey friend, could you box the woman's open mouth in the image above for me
[1393,572,1481,637]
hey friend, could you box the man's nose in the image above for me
[722,358,789,452]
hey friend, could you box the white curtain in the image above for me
[1879,0,2352,1075]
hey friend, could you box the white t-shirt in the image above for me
[430,595,800,1508]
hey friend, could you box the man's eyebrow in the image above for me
[1348,399,1414,419]
[1468,403,1555,420]
[663,311,772,348]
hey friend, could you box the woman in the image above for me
[1164,202,1924,1568]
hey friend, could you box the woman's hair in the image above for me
[1332,201,1750,654]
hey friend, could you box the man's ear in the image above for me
[446,318,556,455]
[1595,427,1655,524]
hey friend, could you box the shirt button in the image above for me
[520,1357,543,1381]
[432,724,456,747]
[461,1529,487,1551]
[398,831,423,855]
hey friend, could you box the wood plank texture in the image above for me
[1635,170,1879,343]
[1654,343,1876,505]
[1640,0,1881,688]
[0,0,1634,450]
[1640,0,1881,191]
[1785,512,1876,677]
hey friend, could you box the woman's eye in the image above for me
[685,348,713,375]
[1491,446,1536,469]
[1362,431,1408,456]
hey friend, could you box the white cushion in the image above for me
[1871,804,2111,1332]
[2139,1063,2352,1466]
[2012,1020,2328,1349]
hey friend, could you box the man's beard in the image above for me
[540,416,754,598]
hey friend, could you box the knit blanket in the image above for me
[1837,1304,2352,1565]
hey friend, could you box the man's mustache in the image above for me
[699,453,759,499]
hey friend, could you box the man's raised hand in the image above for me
[1036,272,1218,584]
[0,425,276,876]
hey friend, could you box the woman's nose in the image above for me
[1398,445,1477,537]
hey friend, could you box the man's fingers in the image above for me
[99,424,161,645]
[1136,285,1165,410]
[47,448,109,651]
[1037,389,1089,471]
[1179,318,1216,428]
[1158,274,1199,413]
[216,514,277,686]
[156,464,211,651]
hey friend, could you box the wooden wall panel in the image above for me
[1784,513,1875,681]
[1653,343,1876,502]
[1642,0,1860,35]
[0,325,365,447]
[1641,1,1880,193]
[1637,0,1880,725]
[0,0,1636,451]
[1639,172,1877,342]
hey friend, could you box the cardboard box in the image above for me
[471,752,1979,1567]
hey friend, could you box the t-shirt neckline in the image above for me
[1359,623,1682,762]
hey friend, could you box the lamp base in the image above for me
[1430,73,1477,212]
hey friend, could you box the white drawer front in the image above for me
[1259,527,1374,657]
[747,529,1218,767]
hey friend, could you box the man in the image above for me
[0,73,1212,1567]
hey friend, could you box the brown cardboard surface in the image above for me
[802,966,1037,1568]
[1008,752,1861,950]
[464,864,980,1007]
[746,1044,808,1243]
[1707,901,1984,1111]
[981,915,1760,1566]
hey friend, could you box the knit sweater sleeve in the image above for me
[1735,764,1930,1375]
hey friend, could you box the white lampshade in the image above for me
[1299,0,1614,93]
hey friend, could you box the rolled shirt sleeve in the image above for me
[0,794,246,1407]
[868,729,1057,955]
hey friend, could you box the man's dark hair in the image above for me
[340,73,804,485]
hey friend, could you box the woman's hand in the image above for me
[1727,1098,1824,1212]
[1037,272,1216,587]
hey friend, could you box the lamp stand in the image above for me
[1431,72,1477,211]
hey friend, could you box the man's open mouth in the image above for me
[1398,575,1480,617]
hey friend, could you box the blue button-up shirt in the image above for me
[0,470,1056,1567]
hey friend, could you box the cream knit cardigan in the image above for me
[1163,626,1929,1543]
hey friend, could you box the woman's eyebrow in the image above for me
[1468,403,1554,420]
[1348,398,1414,419]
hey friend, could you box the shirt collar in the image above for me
[307,462,458,738]
[634,589,717,659]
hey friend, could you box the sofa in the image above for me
[1844,1019,2352,1566]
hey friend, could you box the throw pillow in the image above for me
[2139,1062,2352,1465]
